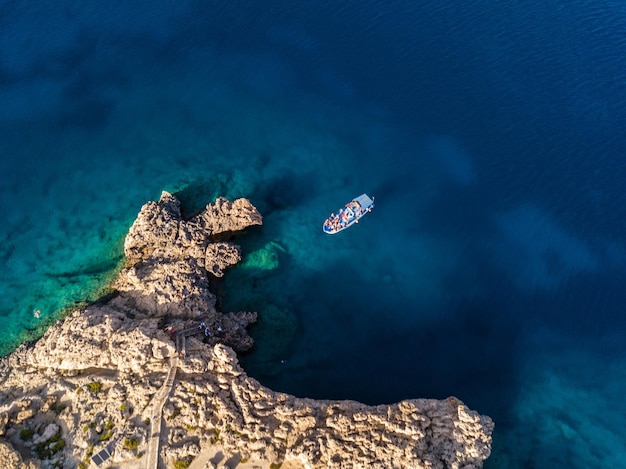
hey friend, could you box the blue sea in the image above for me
[2,1,626,467]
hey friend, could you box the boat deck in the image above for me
[323,194,374,234]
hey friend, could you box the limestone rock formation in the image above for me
[116,192,261,318]
[194,196,264,236]
[167,344,494,469]
[0,191,493,469]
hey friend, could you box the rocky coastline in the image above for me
[0,191,494,468]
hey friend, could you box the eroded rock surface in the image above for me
[116,192,261,318]
[0,192,493,469]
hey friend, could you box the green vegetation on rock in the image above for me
[19,428,34,440]
[87,381,102,393]
[85,443,94,461]
[173,459,191,469]
[123,437,139,450]
[35,431,65,459]
[49,401,67,413]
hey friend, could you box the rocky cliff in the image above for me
[0,191,493,469]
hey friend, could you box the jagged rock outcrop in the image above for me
[0,191,493,469]
[116,192,261,317]
[167,344,494,468]
[0,441,38,469]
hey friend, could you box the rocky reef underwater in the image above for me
[0,191,494,468]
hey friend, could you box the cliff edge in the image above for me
[0,191,493,469]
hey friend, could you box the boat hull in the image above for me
[323,194,374,234]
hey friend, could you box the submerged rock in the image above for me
[0,191,493,468]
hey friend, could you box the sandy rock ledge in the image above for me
[0,191,493,468]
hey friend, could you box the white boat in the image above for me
[322,194,375,234]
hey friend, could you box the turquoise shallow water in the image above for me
[2,2,626,467]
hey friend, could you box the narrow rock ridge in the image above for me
[0,191,493,469]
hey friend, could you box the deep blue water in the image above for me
[2,1,626,467]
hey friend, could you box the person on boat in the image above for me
[356,202,364,215]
